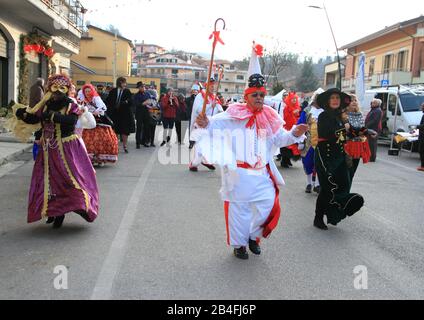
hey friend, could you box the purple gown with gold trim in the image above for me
[26,102,99,223]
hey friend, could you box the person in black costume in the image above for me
[313,88,364,230]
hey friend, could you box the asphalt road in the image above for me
[0,127,423,300]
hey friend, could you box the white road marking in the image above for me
[91,150,157,300]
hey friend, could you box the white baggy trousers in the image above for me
[224,196,275,248]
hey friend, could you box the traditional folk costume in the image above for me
[314,88,364,230]
[297,88,324,194]
[189,79,224,172]
[191,46,305,259]
[344,111,371,181]
[280,92,301,168]
[14,75,99,228]
[78,84,119,165]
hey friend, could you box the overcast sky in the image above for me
[83,0,423,61]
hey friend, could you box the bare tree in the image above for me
[261,42,299,88]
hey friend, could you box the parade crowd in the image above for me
[9,42,424,261]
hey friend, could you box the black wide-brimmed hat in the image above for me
[317,88,351,110]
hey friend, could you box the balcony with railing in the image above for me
[40,0,86,32]
[342,68,414,91]
[0,0,86,45]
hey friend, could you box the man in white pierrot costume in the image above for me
[192,43,308,260]
[189,77,224,172]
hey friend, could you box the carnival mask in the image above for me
[50,84,69,94]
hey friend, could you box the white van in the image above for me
[361,85,424,140]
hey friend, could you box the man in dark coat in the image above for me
[365,98,383,162]
[417,103,424,171]
[133,82,152,148]
[106,77,135,153]
[29,78,45,160]
[29,78,45,108]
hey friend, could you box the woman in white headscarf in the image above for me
[78,84,119,166]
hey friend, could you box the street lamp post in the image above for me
[309,4,342,90]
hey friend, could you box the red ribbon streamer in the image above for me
[209,31,225,46]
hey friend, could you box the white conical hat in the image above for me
[247,41,264,78]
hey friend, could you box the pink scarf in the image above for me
[226,103,284,138]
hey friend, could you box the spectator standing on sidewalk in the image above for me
[176,94,187,145]
[160,88,179,146]
[29,78,45,160]
[365,98,383,162]
[133,82,152,148]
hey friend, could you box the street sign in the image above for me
[381,79,389,86]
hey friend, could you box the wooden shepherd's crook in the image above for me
[201,18,226,115]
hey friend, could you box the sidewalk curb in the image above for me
[0,144,32,167]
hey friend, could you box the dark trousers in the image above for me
[175,120,182,143]
[150,124,156,145]
[142,117,152,145]
[135,116,143,146]
[368,137,378,162]
[419,142,424,167]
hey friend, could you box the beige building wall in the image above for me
[72,27,132,77]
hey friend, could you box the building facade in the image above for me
[71,25,160,92]
[140,55,248,97]
[340,16,424,92]
[0,0,86,106]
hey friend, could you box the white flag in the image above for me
[355,52,366,106]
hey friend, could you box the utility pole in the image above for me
[112,30,118,86]
[308,3,342,90]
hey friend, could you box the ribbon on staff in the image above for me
[209,31,225,46]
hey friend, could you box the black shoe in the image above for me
[166,136,171,143]
[46,217,55,224]
[313,216,328,230]
[281,161,290,168]
[124,147,129,153]
[150,144,156,148]
[313,185,321,194]
[276,155,282,161]
[189,141,195,149]
[143,143,150,148]
[288,160,293,167]
[53,215,65,229]
[234,247,249,260]
[305,184,312,193]
[136,144,141,149]
[345,194,364,217]
[160,141,166,147]
[189,166,198,172]
[202,162,216,171]
[249,239,261,255]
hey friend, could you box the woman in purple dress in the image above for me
[15,75,99,229]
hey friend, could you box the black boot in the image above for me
[234,247,249,260]
[53,215,65,229]
[345,194,364,217]
[249,239,261,255]
[305,184,312,193]
[313,213,328,230]
[46,217,55,224]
